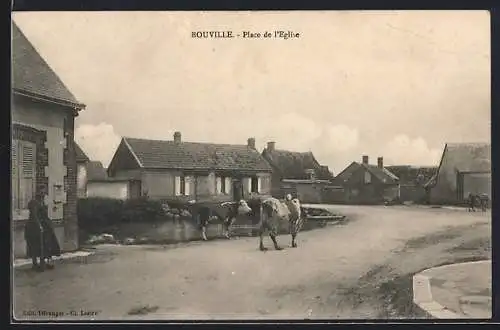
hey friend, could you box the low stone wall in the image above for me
[93,221,222,244]
[83,215,337,245]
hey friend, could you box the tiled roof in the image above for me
[334,162,358,183]
[362,164,399,184]
[445,143,491,172]
[261,149,334,180]
[75,142,89,162]
[12,22,84,108]
[335,161,399,185]
[124,137,272,172]
[87,161,108,181]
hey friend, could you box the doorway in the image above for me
[232,179,243,201]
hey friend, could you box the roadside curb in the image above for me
[412,260,490,319]
[412,273,462,319]
[13,250,95,270]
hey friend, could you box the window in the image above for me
[251,177,261,193]
[12,140,36,218]
[216,176,232,195]
[174,175,191,196]
[364,171,371,184]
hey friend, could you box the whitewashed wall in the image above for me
[87,181,129,200]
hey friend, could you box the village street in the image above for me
[13,205,490,321]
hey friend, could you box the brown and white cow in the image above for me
[258,194,303,251]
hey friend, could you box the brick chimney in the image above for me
[377,157,384,168]
[267,141,276,152]
[247,137,256,149]
[362,155,369,165]
[174,131,181,143]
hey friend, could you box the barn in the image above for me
[424,143,491,205]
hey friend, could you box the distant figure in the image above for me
[467,193,476,212]
[478,193,489,211]
[25,190,61,271]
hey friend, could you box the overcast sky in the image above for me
[13,11,490,173]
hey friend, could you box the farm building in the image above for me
[75,151,140,200]
[12,22,85,257]
[332,156,400,204]
[261,141,334,203]
[424,143,491,205]
[106,133,273,202]
[385,165,437,203]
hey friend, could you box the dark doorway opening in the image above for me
[232,179,242,201]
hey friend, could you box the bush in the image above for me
[77,197,169,233]
[77,197,124,233]
[121,197,166,223]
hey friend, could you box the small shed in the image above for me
[86,178,142,200]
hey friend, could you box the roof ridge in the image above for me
[273,148,312,154]
[124,136,252,148]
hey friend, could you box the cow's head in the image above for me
[262,198,281,215]
[237,200,253,215]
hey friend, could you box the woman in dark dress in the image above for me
[25,190,61,271]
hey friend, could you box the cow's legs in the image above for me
[289,219,299,248]
[258,222,269,251]
[223,217,235,239]
[270,234,283,250]
[197,212,208,241]
[201,225,208,241]
[259,231,267,251]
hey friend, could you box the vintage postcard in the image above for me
[11,10,491,321]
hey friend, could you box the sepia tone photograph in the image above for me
[11,10,491,321]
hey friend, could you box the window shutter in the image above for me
[11,141,19,210]
[216,177,222,194]
[20,142,36,209]
[224,177,231,194]
[184,176,192,196]
[174,176,181,196]
[11,142,17,178]
[22,143,35,178]
[243,178,251,193]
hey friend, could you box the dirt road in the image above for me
[13,205,490,320]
